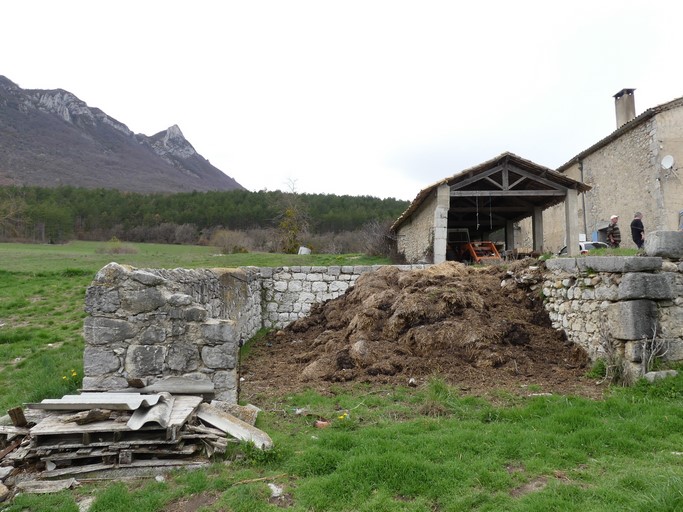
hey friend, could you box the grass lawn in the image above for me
[1,241,683,511]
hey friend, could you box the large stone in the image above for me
[606,300,658,340]
[84,287,121,314]
[130,269,166,286]
[545,258,578,272]
[83,317,136,345]
[201,346,236,369]
[125,345,166,376]
[618,273,676,300]
[84,347,120,374]
[82,374,128,391]
[166,343,200,372]
[644,231,683,259]
[121,288,166,314]
[578,256,662,273]
[201,319,237,343]
[140,325,167,344]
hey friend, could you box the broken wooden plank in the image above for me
[26,393,163,411]
[62,409,112,425]
[0,437,22,458]
[196,403,273,450]
[14,478,78,494]
[8,407,27,427]
[40,458,207,478]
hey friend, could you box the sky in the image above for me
[2,0,683,201]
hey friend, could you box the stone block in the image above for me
[121,288,166,314]
[168,293,193,307]
[83,317,136,345]
[606,300,657,340]
[82,375,128,391]
[140,325,166,344]
[201,346,236,369]
[644,231,683,259]
[545,258,578,272]
[183,306,208,322]
[84,287,121,314]
[618,273,676,300]
[166,343,200,372]
[84,347,121,374]
[125,345,166,376]
[644,370,679,383]
[130,270,166,286]
[201,319,237,343]
[578,256,662,273]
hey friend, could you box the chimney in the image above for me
[613,88,636,128]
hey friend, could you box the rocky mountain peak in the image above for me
[0,76,245,193]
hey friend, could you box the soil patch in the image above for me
[240,260,605,403]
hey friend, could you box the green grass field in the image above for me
[1,242,683,511]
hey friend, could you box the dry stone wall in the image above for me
[544,248,683,380]
[83,262,427,403]
[83,263,261,403]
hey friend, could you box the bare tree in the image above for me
[0,189,27,238]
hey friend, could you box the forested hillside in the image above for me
[0,186,410,253]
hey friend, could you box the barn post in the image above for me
[532,206,544,253]
[433,184,450,263]
[565,188,580,256]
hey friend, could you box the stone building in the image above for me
[525,89,683,252]
[391,152,590,263]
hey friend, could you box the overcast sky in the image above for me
[2,0,682,201]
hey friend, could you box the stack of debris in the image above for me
[0,377,272,495]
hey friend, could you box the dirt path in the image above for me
[240,260,605,403]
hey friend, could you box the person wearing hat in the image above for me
[606,215,621,248]
[630,212,645,249]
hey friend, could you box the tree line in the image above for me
[0,186,410,253]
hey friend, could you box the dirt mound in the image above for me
[240,261,605,402]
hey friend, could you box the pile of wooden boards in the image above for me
[0,379,272,488]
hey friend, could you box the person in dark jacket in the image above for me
[630,212,645,249]
[606,215,621,248]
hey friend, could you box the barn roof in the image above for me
[391,152,590,232]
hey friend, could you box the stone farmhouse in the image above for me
[528,89,683,252]
[392,89,683,262]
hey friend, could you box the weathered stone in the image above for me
[84,287,121,313]
[201,319,237,343]
[168,293,193,307]
[606,300,658,340]
[545,258,578,272]
[166,343,200,372]
[83,317,136,345]
[121,288,165,314]
[624,341,643,363]
[183,306,208,322]
[644,231,683,259]
[140,325,166,344]
[212,370,237,390]
[83,347,120,374]
[201,346,236,369]
[618,273,676,300]
[125,345,166,376]
[130,270,166,286]
[578,256,662,273]
[644,370,679,383]
[92,262,130,285]
[82,374,128,391]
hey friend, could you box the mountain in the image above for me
[0,76,245,193]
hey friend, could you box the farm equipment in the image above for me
[447,228,502,264]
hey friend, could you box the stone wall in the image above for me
[396,190,438,263]
[83,262,428,403]
[83,263,261,403]
[258,265,394,328]
[543,251,683,380]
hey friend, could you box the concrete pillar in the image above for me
[565,188,580,257]
[505,220,515,254]
[532,206,544,253]
[433,185,450,264]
